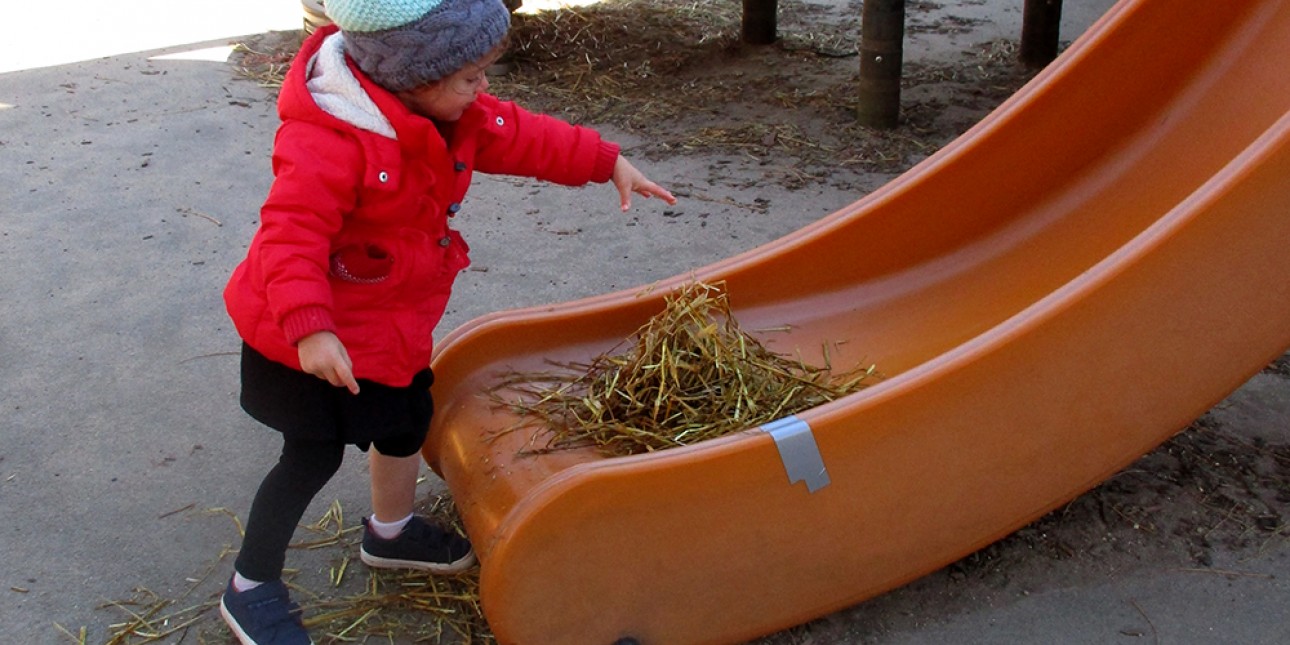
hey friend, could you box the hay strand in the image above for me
[494,281,877,456]
[90,498,492,644]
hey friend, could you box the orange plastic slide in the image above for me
[424,0,1290,642]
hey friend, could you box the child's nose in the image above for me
[479,73,490,93]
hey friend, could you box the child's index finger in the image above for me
[338,364,360,395]
[642,183,677,205]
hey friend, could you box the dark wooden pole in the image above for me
[1020,0,1064,67]
[742,0,778,45]
[857,0,905,129]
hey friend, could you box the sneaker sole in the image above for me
[219,595,314,645]
[359,547,477,574]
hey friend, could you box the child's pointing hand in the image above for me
[612,156,677,212]
[298,331,361,395]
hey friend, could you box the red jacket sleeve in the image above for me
[257,121,363,342]
[472,95,620,185]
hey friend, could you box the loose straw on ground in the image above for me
[493,281,877,456]
[91,497,492,644]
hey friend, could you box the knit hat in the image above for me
[325,0,511,92]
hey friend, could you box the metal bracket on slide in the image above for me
[762,415,830,493]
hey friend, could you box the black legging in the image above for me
[234,436,345,582]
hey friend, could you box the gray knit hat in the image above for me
[325,0,511,92]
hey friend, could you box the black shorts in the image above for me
[239,343,433,457]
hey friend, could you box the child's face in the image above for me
[397,59,493,122]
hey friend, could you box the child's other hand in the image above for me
[298,331,361,395]
[612,156,677,212]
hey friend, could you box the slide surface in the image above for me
[424,0,1290,642]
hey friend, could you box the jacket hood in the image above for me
[279,25,396,139]
[308,32,395,138]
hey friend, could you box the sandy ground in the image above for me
[2,0,1288,643]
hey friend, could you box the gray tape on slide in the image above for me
[762,415,829,493]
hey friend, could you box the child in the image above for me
[219,0,676,641]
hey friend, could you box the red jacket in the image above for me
[225,26,619,386]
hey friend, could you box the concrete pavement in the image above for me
[3,1,1287,643]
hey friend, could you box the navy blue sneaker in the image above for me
[360,516,476,573]
[219,578,312,645]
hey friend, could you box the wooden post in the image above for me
[857,0,905,129]
[742,0,778,45]
[1020,0,1064,67]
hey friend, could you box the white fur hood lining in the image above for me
[304,33,397,139]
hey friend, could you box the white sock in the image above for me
[232,572,264,593]
[368,513,413,540]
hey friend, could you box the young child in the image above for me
[220,0,676,642]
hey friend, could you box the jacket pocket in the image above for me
[330,243,395,284]
[328,233,406,310]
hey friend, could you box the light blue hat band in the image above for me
[326,0,442,32]
[334,0,511,91]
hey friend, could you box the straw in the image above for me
[92,498,494,644]
[493,281,877,456]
